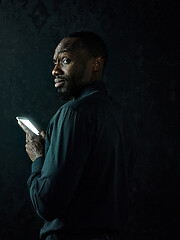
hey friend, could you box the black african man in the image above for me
[18,31,137,240]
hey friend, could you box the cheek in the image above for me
[67,67,79,79]
[66,63,86,81]
[65,65,75,76]
[74,64,86,76]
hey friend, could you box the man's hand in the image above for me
[18,120,46,162]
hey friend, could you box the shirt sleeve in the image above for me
[27,107,93,221]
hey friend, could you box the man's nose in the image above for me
[52,64,64,76]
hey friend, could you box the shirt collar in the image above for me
[75,80,108,101]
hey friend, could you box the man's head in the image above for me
[52,31,107,100]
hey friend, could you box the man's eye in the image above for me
[62,57,71,65]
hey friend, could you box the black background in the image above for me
[0,0,179,239]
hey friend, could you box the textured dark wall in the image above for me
[0,0,179,239]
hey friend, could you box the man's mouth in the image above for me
[54,78,66,88]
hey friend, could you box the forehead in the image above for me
[54,37,88,58]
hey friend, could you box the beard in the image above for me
[56,70,85,102]
[57,80,73,102]
[57,86,72,102]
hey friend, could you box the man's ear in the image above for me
[92,57,104,72]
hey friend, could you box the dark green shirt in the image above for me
[27,80,137,239]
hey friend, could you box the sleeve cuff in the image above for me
[31,156,44,173]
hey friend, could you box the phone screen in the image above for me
[16,117,40,135]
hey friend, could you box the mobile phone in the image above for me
[16,117,40,135]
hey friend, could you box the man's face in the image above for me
[52,37,93,100]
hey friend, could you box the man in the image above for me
[18,31,137,240]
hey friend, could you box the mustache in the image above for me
[55,76,68,82]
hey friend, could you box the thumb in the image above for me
[40,130,46,140]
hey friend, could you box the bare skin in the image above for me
[20,37,104,162]
[18,120,46,162]
[52,37,104,99]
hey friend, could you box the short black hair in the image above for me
[65,31,108,71]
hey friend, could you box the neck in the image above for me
[72,78,103,100]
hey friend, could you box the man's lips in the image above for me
[54,78,66,88]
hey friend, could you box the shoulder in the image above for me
[48,89,123,132]
[48,98,91,130]
[54,91,104,118]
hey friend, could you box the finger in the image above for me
[25,144,31,155]
[25,143,28,152]
[18,120,33,136]
[40,130,46,140]
[26,134,30,143]
[26,134,36,146]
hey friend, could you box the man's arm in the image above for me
[27,107,93,221]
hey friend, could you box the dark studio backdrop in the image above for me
[0,0,179,239]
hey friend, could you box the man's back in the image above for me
[27,80,137,239]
